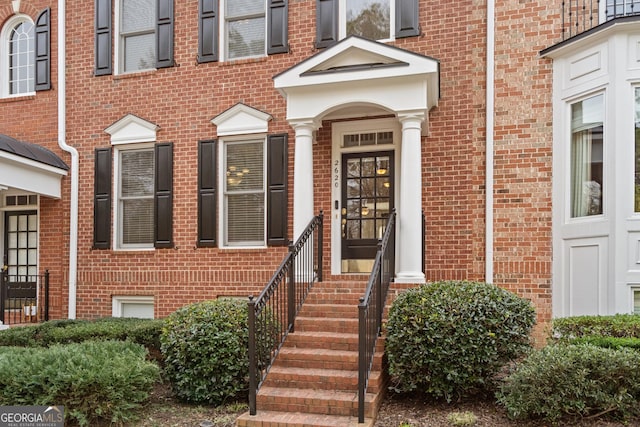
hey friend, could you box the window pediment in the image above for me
[212,103,272,136]
[105,114,159,144]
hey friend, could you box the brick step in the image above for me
[255,386,380,418]
[263,366,384,393]
[295,316,359,333]
[304,293,363,305]
[298,303,359,318]
[275,347,383,371]
[285,331,385,353]
[236,410,374,427]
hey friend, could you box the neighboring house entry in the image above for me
[2,210,38,310]
[341,151,394,273]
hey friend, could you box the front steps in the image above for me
[236,280,387,427]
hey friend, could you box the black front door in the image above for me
[341,151,394,273]
[3,211,38,307]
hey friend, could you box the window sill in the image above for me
[219,56,268,67]
[113,69,158,80]
[0,93,36,103]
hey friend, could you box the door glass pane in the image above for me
[347,179,360,198]
[347,199,360,219]
[361,178,375,197]
[18,249,27,265]
[8,215,17,230]
[361,219,375,238]
[362,157,375,176]
[18,215,27,231]
[28,232,37,247]
[27,214,37,230]
[18,233,27,248]
[347,158,360,177]
[8,234,17,248]
[346,220,359,239]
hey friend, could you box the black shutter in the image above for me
[156,0,174,68]
[316,0,338,48]
[395,0,420,38]
[34,8,51,91]
[95,0,112,76]
[267,134,288,246]
[267,0,288,54]
[198,140,217,246]
[93,148,112,249]
[198,0,219,63]
[154,143,173,248]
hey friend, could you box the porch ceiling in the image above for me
[0,134,68,199]
[273,36,440,132]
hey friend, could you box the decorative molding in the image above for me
[212,103,272,136]
[105,114,159,145]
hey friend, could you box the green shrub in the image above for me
[161,298,251,404]
[571,335,640,350]
[497,344,640,422]
[0,317,164,356]
[0,340,160,426]
[551,314,640,341]
[385,281,536,401]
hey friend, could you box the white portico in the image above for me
[274,36,439,283]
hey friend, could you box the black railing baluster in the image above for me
[358,209,396,423]
[247,212,324,417]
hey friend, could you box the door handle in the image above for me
[342,218,347,238]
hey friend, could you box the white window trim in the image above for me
[219,136,267,248]
[112,295,155,318]
[338,0,395,42]
[113,143,155,250]
[0,14,35,98]
[219,0,267,61]
[114,0,157,75]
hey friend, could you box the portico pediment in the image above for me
[273,36,439,133]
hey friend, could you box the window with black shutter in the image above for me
[94,0,174,75]
[315,0,419,47]
[198,0,288,62]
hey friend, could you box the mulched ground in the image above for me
[131,382,640,427]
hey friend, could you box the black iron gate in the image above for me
[0,270,49,325]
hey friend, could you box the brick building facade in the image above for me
[4,0,629,340]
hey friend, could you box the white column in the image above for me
[396,113,426,284]
[292,121,317,241]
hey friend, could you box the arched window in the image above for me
[1,15,35,96]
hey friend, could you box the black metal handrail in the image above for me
[0,270,50,325]
[248,211,324,416]
[561,0,640,41]
[357,209,396,423]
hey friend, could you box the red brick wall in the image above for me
[0,1,71,320]
[60,0,557,332]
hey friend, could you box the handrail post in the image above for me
[288,242,296,333]
[357,297,366,423]
[376,241,383,335]
[0,270,5,324]
[44,270,50,321]
[317,211,324,282]
[248,295,257,415]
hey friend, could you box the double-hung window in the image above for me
[94,0,174,75]
[570,94,604,218]
[118,147,155,248]
[223,139,266,246]
[120,0,156,73]
[198,0,288,63]
[225,0,266,60]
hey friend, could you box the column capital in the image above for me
[398,110,429,136]
[289,119,320,133]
